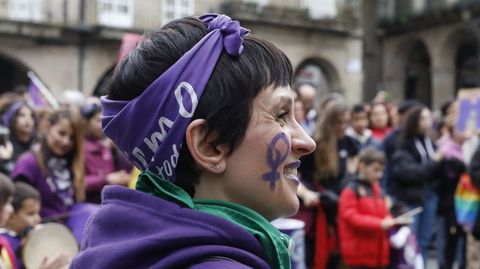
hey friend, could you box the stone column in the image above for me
[431,64,455,108]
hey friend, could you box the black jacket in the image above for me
[390,137,441,205]
[467,143,480,239]
[469,144,480,188]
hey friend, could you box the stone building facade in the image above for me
[0,0,363,105]
[379,0,480,108]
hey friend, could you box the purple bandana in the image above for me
[101,14,250,182]
[2,101,23,127]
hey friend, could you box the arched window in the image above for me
[0,54,29,95]
[404,41,431,107]
[294,58,341,104]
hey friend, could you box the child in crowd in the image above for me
[1,182,41,269]
[346,103,379,149]
[369,102,391,142]
[7,182,41,236]
[388,201,423,269]
[1,182,71,269]
[0,173,16,269]
[338,147,394,268]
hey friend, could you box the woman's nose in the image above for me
[291,127,316,156]
[61,135,71,145]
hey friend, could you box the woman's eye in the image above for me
[277,110,289,123]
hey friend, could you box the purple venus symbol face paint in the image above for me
[262,132,290,190]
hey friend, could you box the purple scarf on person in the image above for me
[2,101,22,127]
[101,14,249,182]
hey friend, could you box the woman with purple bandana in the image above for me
[71,14,315,269]
[0,101,36,174]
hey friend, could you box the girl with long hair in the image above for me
[11,109,85,219]
[298,101,360,269]
[391,104,443,266]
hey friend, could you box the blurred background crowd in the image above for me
[292,85,476,269]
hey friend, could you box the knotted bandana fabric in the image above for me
[101,14,249,182]
[2,101,23,127]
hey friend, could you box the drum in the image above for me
[271,218,306,269]
[22,223,79,269]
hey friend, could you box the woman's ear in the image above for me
[185,119,227,174]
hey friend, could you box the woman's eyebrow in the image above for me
[277,95,293,107]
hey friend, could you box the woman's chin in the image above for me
[280,198,300,219]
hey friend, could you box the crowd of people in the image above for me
[293,83,479,269]
[0,89,132,269]
[0,12,477,269]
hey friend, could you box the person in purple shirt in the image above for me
[11,110,85,220]
[71,14,315,269]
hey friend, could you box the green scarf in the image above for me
[136,171,291,269]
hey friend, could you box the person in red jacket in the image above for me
[338,147,396,269]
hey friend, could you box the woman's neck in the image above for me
[14,131,31,144]
[193,175,230,201]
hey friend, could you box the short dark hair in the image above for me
[0,173,13,209]
[351,103,366,114]
[108,17,293,195]
[358,147,385,166]
[397,99,420,114]
[12,182,40,212]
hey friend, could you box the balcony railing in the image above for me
[378,0,480,25]
[0,0,360,36]
[0,0,163,30]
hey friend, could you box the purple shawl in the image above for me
[70,186,271,268]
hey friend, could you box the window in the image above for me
[97,0,133,28]
[118,5,128,13]
[101,3,113,12]
[7,0,44,21]
[161,0,194,25]
[303,0,337,19]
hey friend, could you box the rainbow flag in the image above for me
[455,173,480,231]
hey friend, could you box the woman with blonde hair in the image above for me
[314,102,357,184]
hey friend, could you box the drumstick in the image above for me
[41,208,94,223]
[394,206,423,222]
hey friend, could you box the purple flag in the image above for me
[101,14,249,182]
[29,78,47,107]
